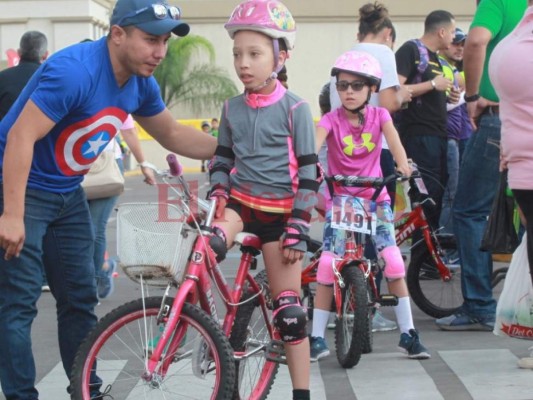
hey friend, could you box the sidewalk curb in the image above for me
[124,167,203,177]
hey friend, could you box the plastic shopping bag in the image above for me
[480,170,519,254]
[494,234,533,339]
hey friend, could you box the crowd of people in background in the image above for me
[0,0,532,398]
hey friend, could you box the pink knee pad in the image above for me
[380,246,405,279]
[317,251,336,285]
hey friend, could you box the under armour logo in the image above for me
[342,133,376,156]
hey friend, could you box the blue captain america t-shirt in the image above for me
[0,37,165,193]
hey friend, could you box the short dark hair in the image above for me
[277,65,288,86]
[19,31,48,63]
[424,10,455,34]
[318,82,331,116]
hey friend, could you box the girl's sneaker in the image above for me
[372,311,397,332]
[310,336,330,362]
[398,329,431,359]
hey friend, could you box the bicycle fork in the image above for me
[141,278,197,383]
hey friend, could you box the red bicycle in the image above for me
[253,173,401,368]
[71,155,282,400]
[255,167,462,368]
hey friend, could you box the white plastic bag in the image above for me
[494,233,533,339]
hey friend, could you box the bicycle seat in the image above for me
[234,232,262,250]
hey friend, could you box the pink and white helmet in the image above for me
[331,50,382,90]
[224,0,296,50]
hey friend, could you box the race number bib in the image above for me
[331,195,377,235]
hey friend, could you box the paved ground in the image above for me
[2,172,532,400]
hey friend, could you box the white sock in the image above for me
[394,296,415,334]
[311,308,330,338]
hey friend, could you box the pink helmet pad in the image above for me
[331,50,382,89]
[225,0,296,50]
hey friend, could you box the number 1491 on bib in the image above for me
[331,195,377,235]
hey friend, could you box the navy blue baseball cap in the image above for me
[452,28,467,44]
[111,0,190,37]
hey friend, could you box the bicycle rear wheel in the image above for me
[334,264,369,368]
[71,297,235,400]
[407,234,462,318]
[229,270,279,400]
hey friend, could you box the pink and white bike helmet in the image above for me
[331,50,382,90]
[224,0,296,50]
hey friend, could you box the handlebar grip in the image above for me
[166,154,182,177]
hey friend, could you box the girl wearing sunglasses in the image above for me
[311,50,431,361]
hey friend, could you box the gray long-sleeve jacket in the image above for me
[210,87,318,223]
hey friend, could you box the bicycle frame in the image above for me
[394,201,452,281]
[145,218,273,377]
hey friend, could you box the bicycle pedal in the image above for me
[378,294,398,306]
[265,340,287,365]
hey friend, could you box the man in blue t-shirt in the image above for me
[0,1,216,398]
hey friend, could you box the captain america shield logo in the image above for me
[55,107,127,176]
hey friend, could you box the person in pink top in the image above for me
[309,50,431,361]
[489,0,533,369]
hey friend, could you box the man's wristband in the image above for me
[430,80,436,90]
[464,94,480,103]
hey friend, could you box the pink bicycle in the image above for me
[71,155,280,399]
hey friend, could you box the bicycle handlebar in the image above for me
[166,154,182,177]
[327,173,399,188]
[326,171,418,202]
[135,154,217,227]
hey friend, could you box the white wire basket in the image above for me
[116,202,198,286]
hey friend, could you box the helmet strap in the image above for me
[343,103,365,125]
[248,39,284,93]
[272,39,286,74]
[343,89,371,124]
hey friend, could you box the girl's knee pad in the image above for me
[380,246,405,279]
[317,251,336,285]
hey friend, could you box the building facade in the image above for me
[0,0,476,118]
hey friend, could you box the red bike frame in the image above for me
[394,202,452,281]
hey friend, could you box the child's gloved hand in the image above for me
[208,186,229,218]
[279,218,310,264]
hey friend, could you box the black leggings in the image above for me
[512,189,533,285]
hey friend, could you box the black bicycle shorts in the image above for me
[226,199,289,244]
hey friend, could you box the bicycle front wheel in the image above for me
[71,297,235,400]
[407,234,462,318]
[229,269,279,400]
[335,264,369,368]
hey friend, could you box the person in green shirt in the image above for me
[210,117,219,138]
[436,0,527,331]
